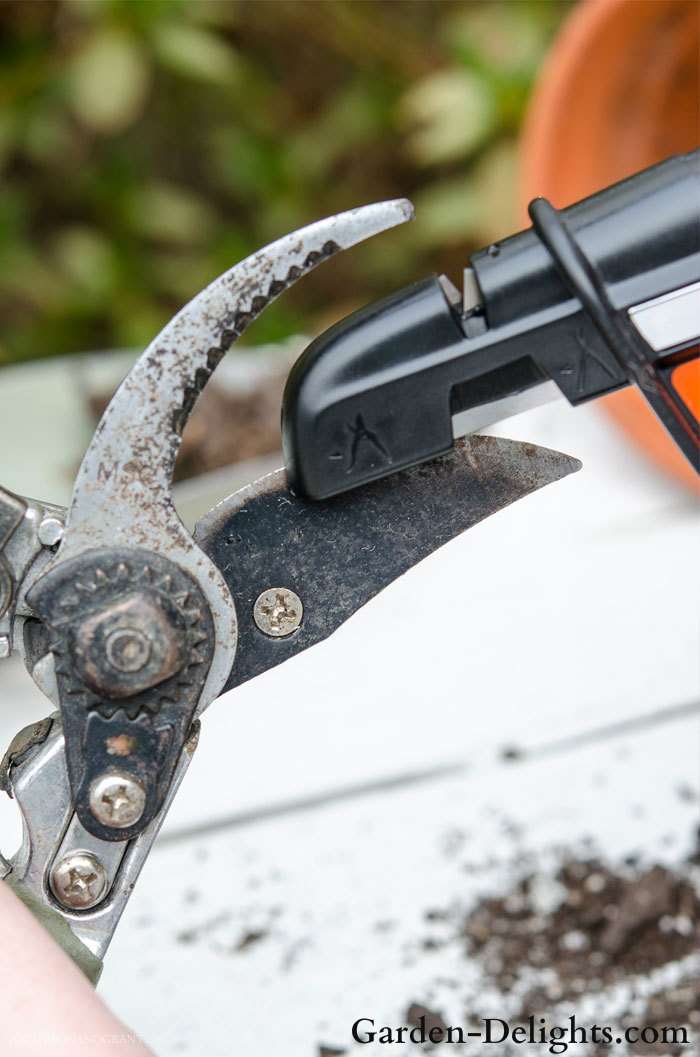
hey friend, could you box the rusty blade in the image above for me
[194,435,581,695]
[61,200,415,555]
[46,199,414,708]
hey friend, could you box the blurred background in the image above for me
[0,0,571,365]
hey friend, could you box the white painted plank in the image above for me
[99,711,700,1057]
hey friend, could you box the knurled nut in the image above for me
[49,557,210,720]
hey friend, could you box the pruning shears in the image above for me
[0,149,697,983]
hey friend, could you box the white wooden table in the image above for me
[0,369,697,1056]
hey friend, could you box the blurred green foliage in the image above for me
[0,0,571,364]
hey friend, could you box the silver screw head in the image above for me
[0,634,10,660]
[50,851,109,910]
[253,588,303,637]
[105,627,152,673]
[37,516,64,547]
[89,772,146,828]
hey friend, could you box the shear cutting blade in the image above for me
[195,434,581,693]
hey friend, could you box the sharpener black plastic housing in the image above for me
[282,150,699,500]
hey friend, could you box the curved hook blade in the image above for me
[62,200,414,555]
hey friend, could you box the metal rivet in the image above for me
[37,516,64,547]
[50,851,109,910]
[0,635,10,660]
[253,588,303,637]
[105,627,152,673]
[89,773,146,828]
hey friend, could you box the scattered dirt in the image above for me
[89,367,287,482]
[175,915,270,955]
[633,976,700,1055]
[234,929,268,952]
[406,1003,449,1037]
[459,858,698,1005]
[408,846,699,1054]
[174,910,231,946]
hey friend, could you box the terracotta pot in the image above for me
[520,0,699,488]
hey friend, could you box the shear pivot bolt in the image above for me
[253,588,303,637]
[51,851,109,910]
[105,627,151,673]
[89,773,146,828]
